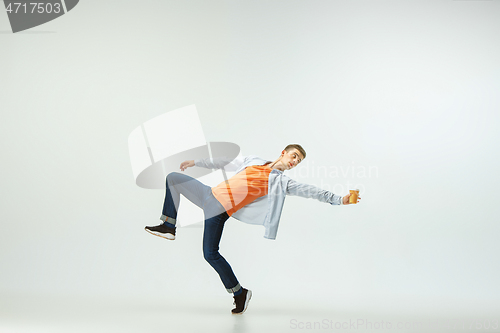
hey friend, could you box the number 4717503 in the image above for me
[6,2,62,14]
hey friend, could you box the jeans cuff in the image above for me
[226,282,241,293]
[160,215,176,226]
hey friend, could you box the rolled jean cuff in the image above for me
[160,215,176,226]
[226,282,241,293]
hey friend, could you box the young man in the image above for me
[145,144,361,314]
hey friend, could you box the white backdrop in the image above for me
[1,0,499,326]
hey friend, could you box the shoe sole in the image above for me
[232,290,252,315]
[144,228,175,240]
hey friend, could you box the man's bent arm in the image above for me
[286,178,343,205]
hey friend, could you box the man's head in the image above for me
[279,144,306,170]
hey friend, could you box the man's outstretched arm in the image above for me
[286,179,361,205]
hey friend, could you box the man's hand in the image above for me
[180,160,195,171]
[343,193,361,205]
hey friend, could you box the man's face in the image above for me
[281,148,304,170]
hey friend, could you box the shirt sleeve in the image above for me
[286,178,343,205]
[194,155,246,172]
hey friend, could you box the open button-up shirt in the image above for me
[194,155,343,240]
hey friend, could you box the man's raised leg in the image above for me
[145,172,210,240]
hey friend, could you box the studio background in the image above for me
[1,0,499,331]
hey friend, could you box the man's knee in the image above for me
[203,249,220,264]
[166,172,181,185]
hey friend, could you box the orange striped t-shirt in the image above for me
[212,164,272,216]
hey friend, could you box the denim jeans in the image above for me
[160,172,241,293]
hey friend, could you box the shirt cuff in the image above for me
[332,196,343,205]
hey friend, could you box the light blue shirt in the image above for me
[194,155,343,240]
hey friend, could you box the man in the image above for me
[145,144,361,314]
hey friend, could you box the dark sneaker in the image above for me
[145,224,176,240]
[231,288,252,314]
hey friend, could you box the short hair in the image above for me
[284,144,306,160]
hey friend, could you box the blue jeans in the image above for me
[161,172,241,294]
